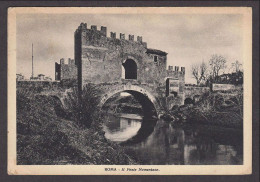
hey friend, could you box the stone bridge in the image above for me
[38,80,210,118]
[184,86,210,104]
[39,80,162,117]
[48,22,211,117]
[97,81,161,117]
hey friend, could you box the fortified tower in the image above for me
[54,23,186,107]
[55,58,77,81]
[74,23,171,89]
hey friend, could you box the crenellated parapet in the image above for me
[53,22,190,111]
[74,22,182,105]
[165,65,185,100]
[167,65,185,78]
[75,22,147,47]
[59,58,76,65]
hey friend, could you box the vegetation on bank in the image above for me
[96,86,243,129]
[63,84,101,128]
[169,89,243,129]
[17,86,136,165]
[102,94,143,115]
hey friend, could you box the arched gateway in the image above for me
[99,84,160,117]
[49,23,213,122]
[54,23,187,117]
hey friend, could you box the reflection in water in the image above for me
[103,114,142,142]
[103,113,243,165]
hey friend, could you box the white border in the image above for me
[8,7,252,175]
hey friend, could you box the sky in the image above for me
[16,13,243,83]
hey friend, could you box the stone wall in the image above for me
[72,23,188,108]
[55,58,77,81]
[211,83,236,91]
[166,66,185,95]
[17,80,62,92]
[74,23,170,90]
[184,86,210,99]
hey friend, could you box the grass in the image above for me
[17,87,136,165]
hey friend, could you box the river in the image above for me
[103,113,243,165]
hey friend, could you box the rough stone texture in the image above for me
[55,58,77,81]
[75,23,171,87]
[74,23,185,98]
[184,86,210,100]
[98,82,160,116]
[49,23,213,113]
[72,23,190,111]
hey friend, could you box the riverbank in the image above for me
[167,91,243,129]
[17,89,136,165]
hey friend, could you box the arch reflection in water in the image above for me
[103,113,143,142]
[123,120,243,165]
[103,113,243,165]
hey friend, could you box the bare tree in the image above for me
[191,64,200,85]
[231,60,242,73]
[191,61,208,85]
[200,61,208,83]
[209,54,227,82]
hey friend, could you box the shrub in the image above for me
[63,84,101,128]
[189,91,243,128]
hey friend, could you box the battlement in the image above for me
[59,58,75,65]
[109,32,144,42]
[74,22,172,88]
[167,65,185,74]
[75,22,147,47]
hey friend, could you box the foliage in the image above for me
[16,88,136,165]
[188,90,243,128]
[16,88,34,111]
[63,84,101,128]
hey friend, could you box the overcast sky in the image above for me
[16,13,243,83]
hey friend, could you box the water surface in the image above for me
[103,113,243,165]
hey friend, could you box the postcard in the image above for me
[8,7,252,175]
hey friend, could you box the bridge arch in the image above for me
[99,84,160,117]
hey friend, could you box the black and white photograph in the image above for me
[7,7,252,175]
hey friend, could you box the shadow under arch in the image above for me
[99,85,161,143]
[99,85,160,118]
